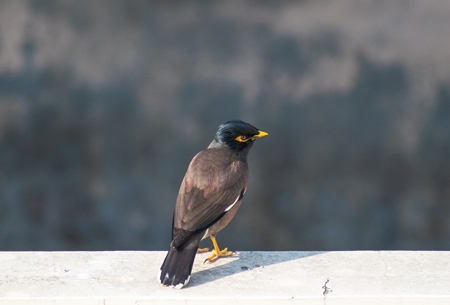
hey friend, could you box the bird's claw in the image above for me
[203,247,234,263]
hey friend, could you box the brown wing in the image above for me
[171,148,248,248]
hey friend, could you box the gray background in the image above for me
[1,0,450,251]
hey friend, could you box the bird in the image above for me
[158,120,268,288]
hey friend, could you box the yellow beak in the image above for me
[251,130,269,139]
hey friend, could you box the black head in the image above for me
[212,120,268,154]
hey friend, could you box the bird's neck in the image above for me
[207,139,251,159]
[207,139,222,149]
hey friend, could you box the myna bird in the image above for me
[158,120,268,288]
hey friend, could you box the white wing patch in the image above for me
[225,194,241,212]
[224,197,238,212]
[225,188,246,212]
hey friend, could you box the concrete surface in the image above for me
[0,251,449,304]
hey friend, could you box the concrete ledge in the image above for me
[0,251,449,304]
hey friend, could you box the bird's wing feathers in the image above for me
[171,149,248,247]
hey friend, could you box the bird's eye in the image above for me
[235,135,249,142]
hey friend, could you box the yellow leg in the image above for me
[204,235,234,263]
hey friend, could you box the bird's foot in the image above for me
[203,247,234,263]
[202,235,235,263]
[197,247,210,253]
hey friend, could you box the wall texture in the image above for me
[1,0,450,251]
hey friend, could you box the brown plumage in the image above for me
[158,120,268,288]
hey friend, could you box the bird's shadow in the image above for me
[188,251,323,288]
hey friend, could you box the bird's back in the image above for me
[172,147,248,247]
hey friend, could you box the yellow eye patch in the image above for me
[235,135,249,142]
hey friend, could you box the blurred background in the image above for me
[1,0,450,252]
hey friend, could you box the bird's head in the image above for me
[211,120,268,154]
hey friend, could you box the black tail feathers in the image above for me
[158,243,198,288]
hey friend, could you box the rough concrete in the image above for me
[0,251,449,304]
